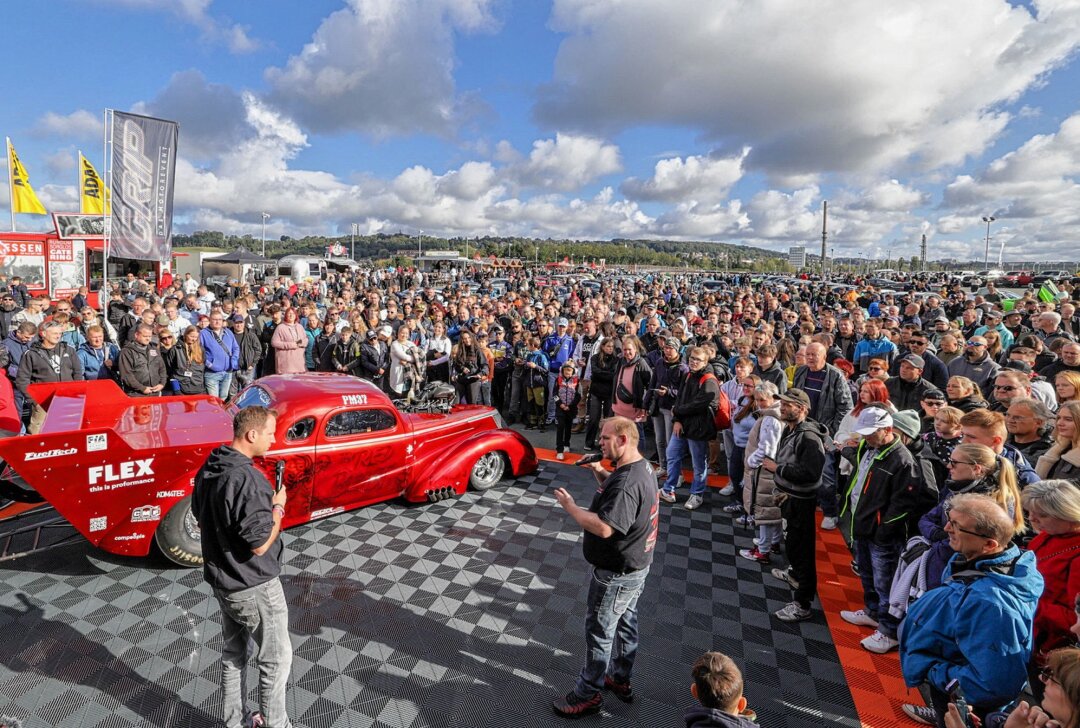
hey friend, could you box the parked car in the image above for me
[1032,270,1072,285]
[0,375,539,566]
[1003,270,1034,286]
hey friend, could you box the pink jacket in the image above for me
[271,322,308,374]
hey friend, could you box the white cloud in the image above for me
[34,110,102,141]
[535,0,1080,177]
[266,0,498,136]
[97,0,258,53]
[132,70,250,160]
[510,133,622,191]
[622,148,748,203]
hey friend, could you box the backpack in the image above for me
[698,373,732,430]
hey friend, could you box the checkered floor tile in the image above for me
[0,463,863,727]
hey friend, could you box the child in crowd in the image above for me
[523,336,549,432]
[553,362,580,459]
[923,405,963,488]
[686,651,758,727]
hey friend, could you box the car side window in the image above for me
[286,417,315,441]
[325,409,398,438]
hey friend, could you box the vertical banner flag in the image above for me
[78,152,111,215]
[108,111,178,262]
[6,138,48,215]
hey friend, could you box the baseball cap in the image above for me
[380,326,392,337]
[985,310,1003,320]
[1003,360,1032,374]
[197,314,210,321]
[366,329,377,340]
[1004,310,1023,318]
[891,410,922,440]
[779,388,811,409]
[853,408,893,435]
[230,314,245,323]
[556,317,569,327]
[899,353,925,369]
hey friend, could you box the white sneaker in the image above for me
[820,516,838,530]
[684,494,704,510]
[556,451,565,461]
[840,609,879,628]
[860,631,899,654]
[719,484,735,496]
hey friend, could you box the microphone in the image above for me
[576,452,604,466]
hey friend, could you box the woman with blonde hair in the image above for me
[1037,400,1080,485]
[946,375,988,413]
[1056,370,1080,408]
[917,442,1023,589]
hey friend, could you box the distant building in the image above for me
[788,246,806,268]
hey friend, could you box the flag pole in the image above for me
[102,111,111,314]
[77,150,84,215]
[5,138,15,232]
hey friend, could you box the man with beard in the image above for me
[0,292,21,341]
[761,389,828,622]
[886,355,940,411]
[948,335,1001,395]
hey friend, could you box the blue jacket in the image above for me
[542,333,574,372]
[853,336,897,373]
[899,545,1041,708]
[199,328,240,373]
[77,341,120,380]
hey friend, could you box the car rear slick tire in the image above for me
[469,451,505,491]
[155,496,204,568]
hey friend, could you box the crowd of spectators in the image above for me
[1,264,1080,726]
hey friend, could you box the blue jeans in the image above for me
[662,434,709,496]
[205,370,234,401]
[854,538,902,638]
[726,443,746,504]
[574,566,650,698]
[214,577,293,728]
[818,449,839,518]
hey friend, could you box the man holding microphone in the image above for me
[552,416,660,717]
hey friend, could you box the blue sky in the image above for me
[4,0,1080,264]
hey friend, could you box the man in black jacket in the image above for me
[15,320,84,433]
[659,346,719,511]
[793,342,853,530]
[193,406,291,728]
[885,354,940,411]
[118,324,168,397]
[837,409,921,654]
[762,388,827,622]
[357,328,385,382]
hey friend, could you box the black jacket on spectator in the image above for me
[885,376,939,411]
[772,418,828,499]
[839,436,922,543]
[118,340,168,396]
[235,328,263,372]
[163,345,205,395]
[587,350,618,402]
[671,369,720,441]
[15,341,83,396]
[792,363,853,437]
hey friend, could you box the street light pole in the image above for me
[982,215,995,269]
[261,212,270,257]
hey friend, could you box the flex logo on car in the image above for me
[88,458,156,492]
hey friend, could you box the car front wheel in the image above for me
[155,496,204,568]
[469,451,505,491]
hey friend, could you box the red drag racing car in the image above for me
[0,374,538,566]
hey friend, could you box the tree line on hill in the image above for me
[173,230,788,271]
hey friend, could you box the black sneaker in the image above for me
[604,676,633,703]
[553,690,603,718]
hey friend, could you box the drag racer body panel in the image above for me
[0,374,538,564]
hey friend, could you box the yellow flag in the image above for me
[6,138,47,215]
[78,152,111,215]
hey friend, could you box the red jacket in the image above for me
[1029,529,1080,658]
[0,374,20,435]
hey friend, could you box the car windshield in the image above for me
[234,386,273,410]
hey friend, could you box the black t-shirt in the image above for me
[583,458,659,572]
